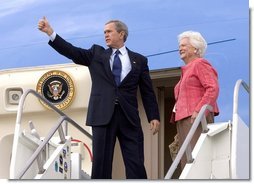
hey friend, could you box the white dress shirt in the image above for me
[110,47,131,82]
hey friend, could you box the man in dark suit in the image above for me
[38,17,160,179]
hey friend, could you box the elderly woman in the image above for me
[172,31,219,170]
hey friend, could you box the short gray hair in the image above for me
[105,20,129,42]
[178,31,207,57]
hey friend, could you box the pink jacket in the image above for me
[174,58,219,121]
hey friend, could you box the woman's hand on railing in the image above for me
[191,111,198,124]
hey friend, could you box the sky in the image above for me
[0,0,250,125]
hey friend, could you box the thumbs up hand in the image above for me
[38,16,54,36]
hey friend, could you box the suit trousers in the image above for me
[176,112,214,170]
[91,104,147,179]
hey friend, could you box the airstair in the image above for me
[165,79,249,179]
[9,89,93,179]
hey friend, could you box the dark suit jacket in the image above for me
[49,34,160,127]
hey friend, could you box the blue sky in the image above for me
[0,0,250,124]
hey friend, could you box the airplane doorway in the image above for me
[150,67,182,179]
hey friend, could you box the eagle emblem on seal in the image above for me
[47,80,65,100]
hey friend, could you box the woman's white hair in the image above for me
[178,31,207,57]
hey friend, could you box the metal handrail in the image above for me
[13,89,92,179]
[233,79,249,115]
[230,79,249,179]
[15,89,92,139]
[164,104,213,179]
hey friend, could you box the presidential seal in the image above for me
[36,70,75,110]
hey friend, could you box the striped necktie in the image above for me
[112,50,122,86]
